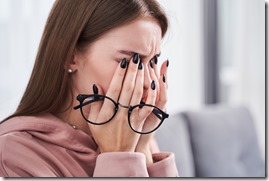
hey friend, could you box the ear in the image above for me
[65,49,81,73]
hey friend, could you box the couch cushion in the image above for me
[182,105,265,177]
[155,113,195,177]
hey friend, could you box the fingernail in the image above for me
[151,80,156,90]
[138,61,143,70]
[163,75,166,83]
[166,60,169,67]
[93,84,98,94]
[154,56,158,64]
[150,60,154,69]
[121,58,127,69]
[133,53,139,64]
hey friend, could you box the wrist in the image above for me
[136,144,153,165]
[99,144,136,153]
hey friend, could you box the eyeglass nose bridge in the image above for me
[118,103,130,109]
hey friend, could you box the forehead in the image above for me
[100,17,162,56]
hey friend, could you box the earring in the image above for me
[68,69,73,73]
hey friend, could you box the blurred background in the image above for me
[0,0,265,177]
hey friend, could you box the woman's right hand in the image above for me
[87,54,157,153]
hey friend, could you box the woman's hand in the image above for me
[87,54,157,153]
[135,59,169,164]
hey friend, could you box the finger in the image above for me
[128,62,144,131]
[139,80,157,119]
[99,58,127,116]
[149,59,159,102]
[118,53,140,107]
[141,75,167,134]
[88,84,104,124]
[156,74,167,109]
[160,60,169,89]
[142,76,167,134]
[105,58,128,103]
[152,55,160,80]
[130,60,144,106]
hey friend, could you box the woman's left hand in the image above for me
[135,59,169,165]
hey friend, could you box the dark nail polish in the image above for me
[121,58,127,69]
[163,75,166,83]
[133,53,139,64]
[150,60,154,69]
[138,61,143,70]
[93,84,98,94]
[151,80,156,90]
[166,60,169,67]
[154,56,158,64]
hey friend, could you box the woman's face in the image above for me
[72,16,162,98]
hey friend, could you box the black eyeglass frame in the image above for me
[74,94,169,134]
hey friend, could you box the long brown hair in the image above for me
[3,0,168,122]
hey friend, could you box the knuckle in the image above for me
[124,83,134,92]
[129,64,138,72]
[111,87,121,94]
[134,89,143,97]
[158,99,167,106]
[159,95,167,103]
[148,91,156,100]
[144,106,153,115]
[117,109,128,119]
[119,69,126,76]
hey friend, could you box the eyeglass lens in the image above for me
[77,95,166,134]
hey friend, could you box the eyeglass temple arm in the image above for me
[139,101,169,120]
[73,97,104,110]
[152,109,163,120]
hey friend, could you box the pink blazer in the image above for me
[0,114,178,177]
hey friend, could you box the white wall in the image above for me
[267,1,269,136]
[0,0,54,120]
[157,0,205,114]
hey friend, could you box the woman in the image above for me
[0,0,178,177]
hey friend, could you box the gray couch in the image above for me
[155,105,265,177]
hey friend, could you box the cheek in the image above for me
[75,58,117,95]
[94,65,116,94]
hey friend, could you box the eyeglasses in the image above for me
[73,94,169,134]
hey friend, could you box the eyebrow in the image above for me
[118,50,161,59]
